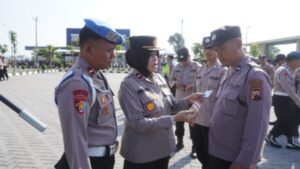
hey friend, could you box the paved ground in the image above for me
[0,72,299,169]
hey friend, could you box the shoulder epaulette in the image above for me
[54,70,75,105]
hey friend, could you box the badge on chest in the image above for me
[97,91,112,116]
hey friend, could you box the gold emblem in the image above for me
[146,102,155,112]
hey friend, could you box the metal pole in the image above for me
[33,16,38,65]
[181,19,184,37]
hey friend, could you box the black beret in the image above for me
[274,54,286,63]
[210,26,241,47]
[202,36,212,48]
[177,47,190,62]
[287,51,300,61]
[129,36,161,50]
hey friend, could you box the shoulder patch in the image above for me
[250,79,263,101]
[73,89,88,115]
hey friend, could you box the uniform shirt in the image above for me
[194,62,225,127]
[294,67,300,96]
[118,69,190,163]
[260,63,275,87]
[0,59,3,69]
[169,61,201,99]
[55,57,117,169]
[274,64,300,106]
[209,57,271,168]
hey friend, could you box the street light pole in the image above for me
[33,16,38,65]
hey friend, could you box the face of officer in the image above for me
[204,48,218,63]
[85,39,116,70]
[147,51,159,73]
[215,38,243,67]
[289,59,300,70]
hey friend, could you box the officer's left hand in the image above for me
[229,163,247,169]
[187,92,204,104]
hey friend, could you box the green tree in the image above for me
[250,43,261,57]
[9,31,18,74]
[168,33,185,52]
[268,46,280,59]
[192,42,204,60]
[38,45,58,68]
[66,45,75,68]
[0,44,8,54]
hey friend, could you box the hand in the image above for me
[175,82,183,89]
[187,92,204,105]
[185,84,194,91]
[189,121,196,127]
[229,163,247,169]
[174,110,196,123]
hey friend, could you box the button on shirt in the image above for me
[209,57,271,168]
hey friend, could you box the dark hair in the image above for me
[167,54,174,59]
[79,26,105,48]
[125,48,152,77]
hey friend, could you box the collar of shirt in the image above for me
[76,57,96,76]
[131,69,154,83]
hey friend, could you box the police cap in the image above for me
[177,47,190,62]
[209,26,241,47]
[84,18,124,44]
[129,36,162,50]
[286,51,300,61]
[202,36,212,49]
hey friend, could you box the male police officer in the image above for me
[193,36,225,169]
[54,18,123,169]
[259,55,275,87]
[208,26,271,169]
[169,47,201,157]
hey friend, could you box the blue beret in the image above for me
[84,18,124,45]
[202,36,212,48]
[287,51,300,61]
[210,26,241,47]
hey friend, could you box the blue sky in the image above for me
[1,0,299,57]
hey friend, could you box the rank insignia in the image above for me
[135,73,143,80]
[145,101,155,112]
[73,90,88,115]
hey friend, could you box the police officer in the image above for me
[259,55,275,87]
[274,53,286,69]
[169,47,201,156]
[266,51,300,149]
[208,26,271,169]
[54,18,123,169]
[118,36,203,169]
[192,36,225,169]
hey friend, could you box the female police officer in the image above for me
[118,36,203,169]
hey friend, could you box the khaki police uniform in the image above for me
[118,69,190,164]
[55,57,118,169]
[193,62,225,168]
[209,57,271,169]
[169,61,201,149]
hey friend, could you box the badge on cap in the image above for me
[250,79,263,101]
[73,90,88,115]
[211,34,216,41]
[145,101,155,112]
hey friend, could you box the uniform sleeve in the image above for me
[118,81,173,134]
[56,79,92,169]
[235,71,271,168]
[278,69,300,106]
[168,65,177,88]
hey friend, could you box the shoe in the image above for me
[286,137,300,150]
[175,143,184,152]
[190,152,197,159]
[268,135,282,148]
[268,121,277,125]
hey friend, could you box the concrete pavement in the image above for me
[0,72,299,169]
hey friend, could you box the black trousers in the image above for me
[3,67,8,79]
[270,95,299,137]
[123,156,170,169]
[55,153,115,169]
[193,124,209,169]
[175,122,196,144]
[0,69,3,80]
[208,155,232,169]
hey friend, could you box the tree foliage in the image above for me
[268,46,280,58]
[0,44,8,54]
[192,42,204,59]
[250,43,261,57]
[168,33,185,52]
[38,45,58,68]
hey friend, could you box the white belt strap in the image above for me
[274,91,289,96]
[88,142,119,157]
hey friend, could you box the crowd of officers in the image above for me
[54,18,300,169]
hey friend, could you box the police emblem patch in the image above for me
[73,90,88,114]
[145,101,155,112]
[106,31,120,43]
[250,79,263,101]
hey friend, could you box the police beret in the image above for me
[210,26,241,47]
[129,36,162,50]
[177,47,190,62]
[202,36,212,48]
[84,18,124,45]
[287,51,300,61]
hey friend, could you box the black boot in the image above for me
[286,136,300,150]
[190,146,197,159]
[175,137,184,152]
[266,134,282,148]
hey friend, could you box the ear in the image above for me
[235,38,243,49]
[83,41,93,56]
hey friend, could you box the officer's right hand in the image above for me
[174,109,196,123]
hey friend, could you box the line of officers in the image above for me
[53,18,300,169]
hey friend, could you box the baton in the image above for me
[0,94,47,132]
